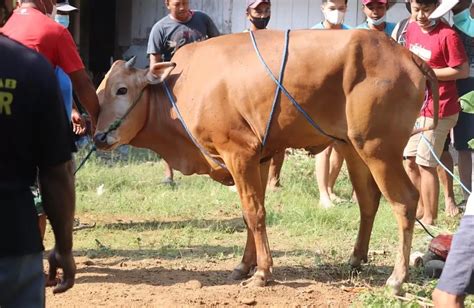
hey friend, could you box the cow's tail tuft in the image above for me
[410,54,439,136]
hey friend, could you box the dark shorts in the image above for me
[453,112,474,151]
[0,252,44,307]
[437,215,474,295]
[443,134,450,152]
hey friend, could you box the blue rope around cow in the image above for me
[162,81,228,170]
[249,30,346,144]
[261,29,288,148]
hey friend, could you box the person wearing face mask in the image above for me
[312,0,351,30]
[310,0,350,209]
[52,0,78,125]
[54,0,75,28]
[357,0,396,35]
[2,0,99,130]
[452,0,474,36]
[402,0,469,226]
[245,0,271,31]
[147,0,220,185]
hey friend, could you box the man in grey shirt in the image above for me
[147,0,220,184]
[148,0,220,62]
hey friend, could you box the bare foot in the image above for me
[419,218,435,227]
[445,198,460,217]
[267,179,282,191]
[319,196,335,209]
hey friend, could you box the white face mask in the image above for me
[367,15,386,26]
[324,9,345,25]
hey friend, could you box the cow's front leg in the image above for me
[228,156,273,287]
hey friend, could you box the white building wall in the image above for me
[116,0,454,67]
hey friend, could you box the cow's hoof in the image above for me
[230,268,249,280]
[386,275,404,295]
[230,263,253,280]
[240,271,268,288]
[349,254,367,269]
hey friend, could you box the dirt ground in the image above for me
[45,256,356,307]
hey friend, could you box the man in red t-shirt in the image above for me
[403,0,469,226]
[2,0,99,126]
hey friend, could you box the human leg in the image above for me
[404,157,423,218]
[437,137,459,216]
[458,150,472,200]
[419,164,440,225]
[267,151,285,190]
[434,206,474,307]
[453,111,474,200]
[415,115,459,224]
[328,144,344,202]
[162,160,174,184]
[0,252,45,308]
[315,146,333,208]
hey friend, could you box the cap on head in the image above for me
[246,0,270,9]
[56,0,78,12]
[362,0,388,5]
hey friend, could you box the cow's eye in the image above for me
[116,87,128,95]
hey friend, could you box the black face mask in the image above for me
[250,16,270,29]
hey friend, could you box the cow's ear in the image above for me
[146,62,176,85]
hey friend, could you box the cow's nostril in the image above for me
[94,132,108,145]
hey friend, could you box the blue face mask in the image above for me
[453,8,474,36]
[54,14,70,28]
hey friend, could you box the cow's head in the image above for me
[94,57,176,150]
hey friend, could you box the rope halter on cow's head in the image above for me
[94,56,176,149]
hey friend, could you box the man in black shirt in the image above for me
[0,33,76,306]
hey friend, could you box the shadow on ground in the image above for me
[71,256,393,289]
[100,217,246,234]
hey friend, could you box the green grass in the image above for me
[51,145,472,307]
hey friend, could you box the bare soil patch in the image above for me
[45,256,356,307]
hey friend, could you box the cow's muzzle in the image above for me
[94,132,116,150]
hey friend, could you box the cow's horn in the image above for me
[125,56,137,69]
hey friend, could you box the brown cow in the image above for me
[94,29,438,293]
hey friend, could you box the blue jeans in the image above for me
[0,252,44,308]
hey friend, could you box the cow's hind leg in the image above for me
[338,144,382,268]
[356,148,418,294]
[225,154,273,286]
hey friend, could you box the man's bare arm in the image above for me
[69,69,100,127]
[39,160,76,293]
[433,62,469,81]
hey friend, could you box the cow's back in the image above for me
[169,30,426,154]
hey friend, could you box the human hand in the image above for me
[47,248,76,294]
[71,109,86,135]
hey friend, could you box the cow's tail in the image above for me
[410,54,439,135]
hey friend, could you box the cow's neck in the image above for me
[130,83,212,176]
